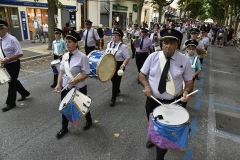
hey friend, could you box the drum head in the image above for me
[51,59,61,65]
[153,104,189,125]
[59,88,75,111]
[97,54,116,82]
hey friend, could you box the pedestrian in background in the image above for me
[0,20,30,112]
[31,16,41,43]
[42,21,48,43]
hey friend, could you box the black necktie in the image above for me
[68,53,73,63]
[140,37,144,50]
[85,30,89,47]
[158,57,171,94]
[113,43,116,48]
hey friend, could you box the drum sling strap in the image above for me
[64,52,82,80]
[159,51,183,97]
[185,54,198,71]
[0,39,6,60]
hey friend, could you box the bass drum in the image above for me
[88,50,116,82]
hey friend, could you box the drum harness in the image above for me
[106,41,123,57]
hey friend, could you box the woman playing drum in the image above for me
[54,30,93,139]
[105,28,130,107]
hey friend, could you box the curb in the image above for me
[21,54,51,62]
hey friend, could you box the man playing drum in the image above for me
[54,30,93,139]
[139,29,193,160]
[0,20,30,112]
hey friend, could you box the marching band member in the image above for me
[0,20,30,112]
[50,28,67,88]
[185,40,201,83]
[139,28,193,160]
[105,28,130,107]
[111,21,120,41]
[54,30,93,139]
[135,28,153,79]
[130,24,140,59]
[83,20,100,55]
[149,23,161,51]
[200,28,210,63]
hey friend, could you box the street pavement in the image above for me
[0,35,240,160]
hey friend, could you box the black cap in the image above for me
[140,27,149,32]
[160,29,183,41]
[112,28,124,37]
[85,20,92,25]
[185,40,198,47]
[66,30,81,41]
[143,22,147,26]
[200,27,207,32]
[0,20,8,27]
[54,28,63,34]
[113,21,119,25]
[133,24,138,27]
[190,28,200,34]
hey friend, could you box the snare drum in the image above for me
[59,88,92,126]
[148,104,189,150]
[88,50,116,82]
[51,59,61,74]
[0,67,11,85]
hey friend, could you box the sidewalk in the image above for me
[19,36,128,61]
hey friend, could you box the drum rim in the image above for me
[59,88,76,111]
[51,59,61,65]
[97,53,116,82]
[88,50,117,82]
[0,67,11,85]
[152,104,190,126]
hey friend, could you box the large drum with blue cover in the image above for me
[148,104,190,150]
[88,50,116,82]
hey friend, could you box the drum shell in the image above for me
[59,88,92,126]
[88,50,116,82]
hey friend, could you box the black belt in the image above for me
[136,52,148,54]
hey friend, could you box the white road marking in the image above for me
[212,70,240,76]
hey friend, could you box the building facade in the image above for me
[0,0,83,41]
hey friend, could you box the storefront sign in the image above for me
[1,0,76,9]
[112,4,128,11]
[20,11,28,39]
[133,4,138,12]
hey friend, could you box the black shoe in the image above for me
[146,140,155,148]
[110,100,115,107]
[83,121,92,131]
[56,129,69,139]
[195,75,199,80]
[18,92,30,101]
[50,83,57,88]
[2,105,16,112]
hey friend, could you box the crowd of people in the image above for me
[0,18,238,160]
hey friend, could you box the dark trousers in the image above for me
[131,40,136,58]
[145,96,187,160]
[111,61,123,101]
[85,46,95,56]
[136,52,149,72]
[212,35,216,44]
[4,60,29,106]
[61,86,92,130]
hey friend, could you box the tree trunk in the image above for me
[234,13,240,37]
[137,1,144,25]
[157,2,163,24]
[47,0,58,50]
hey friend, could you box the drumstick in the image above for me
[150,95,165,106]
[168,89,199,106]
[60,73,82,92]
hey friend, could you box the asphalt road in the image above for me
[0,36,240,160]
